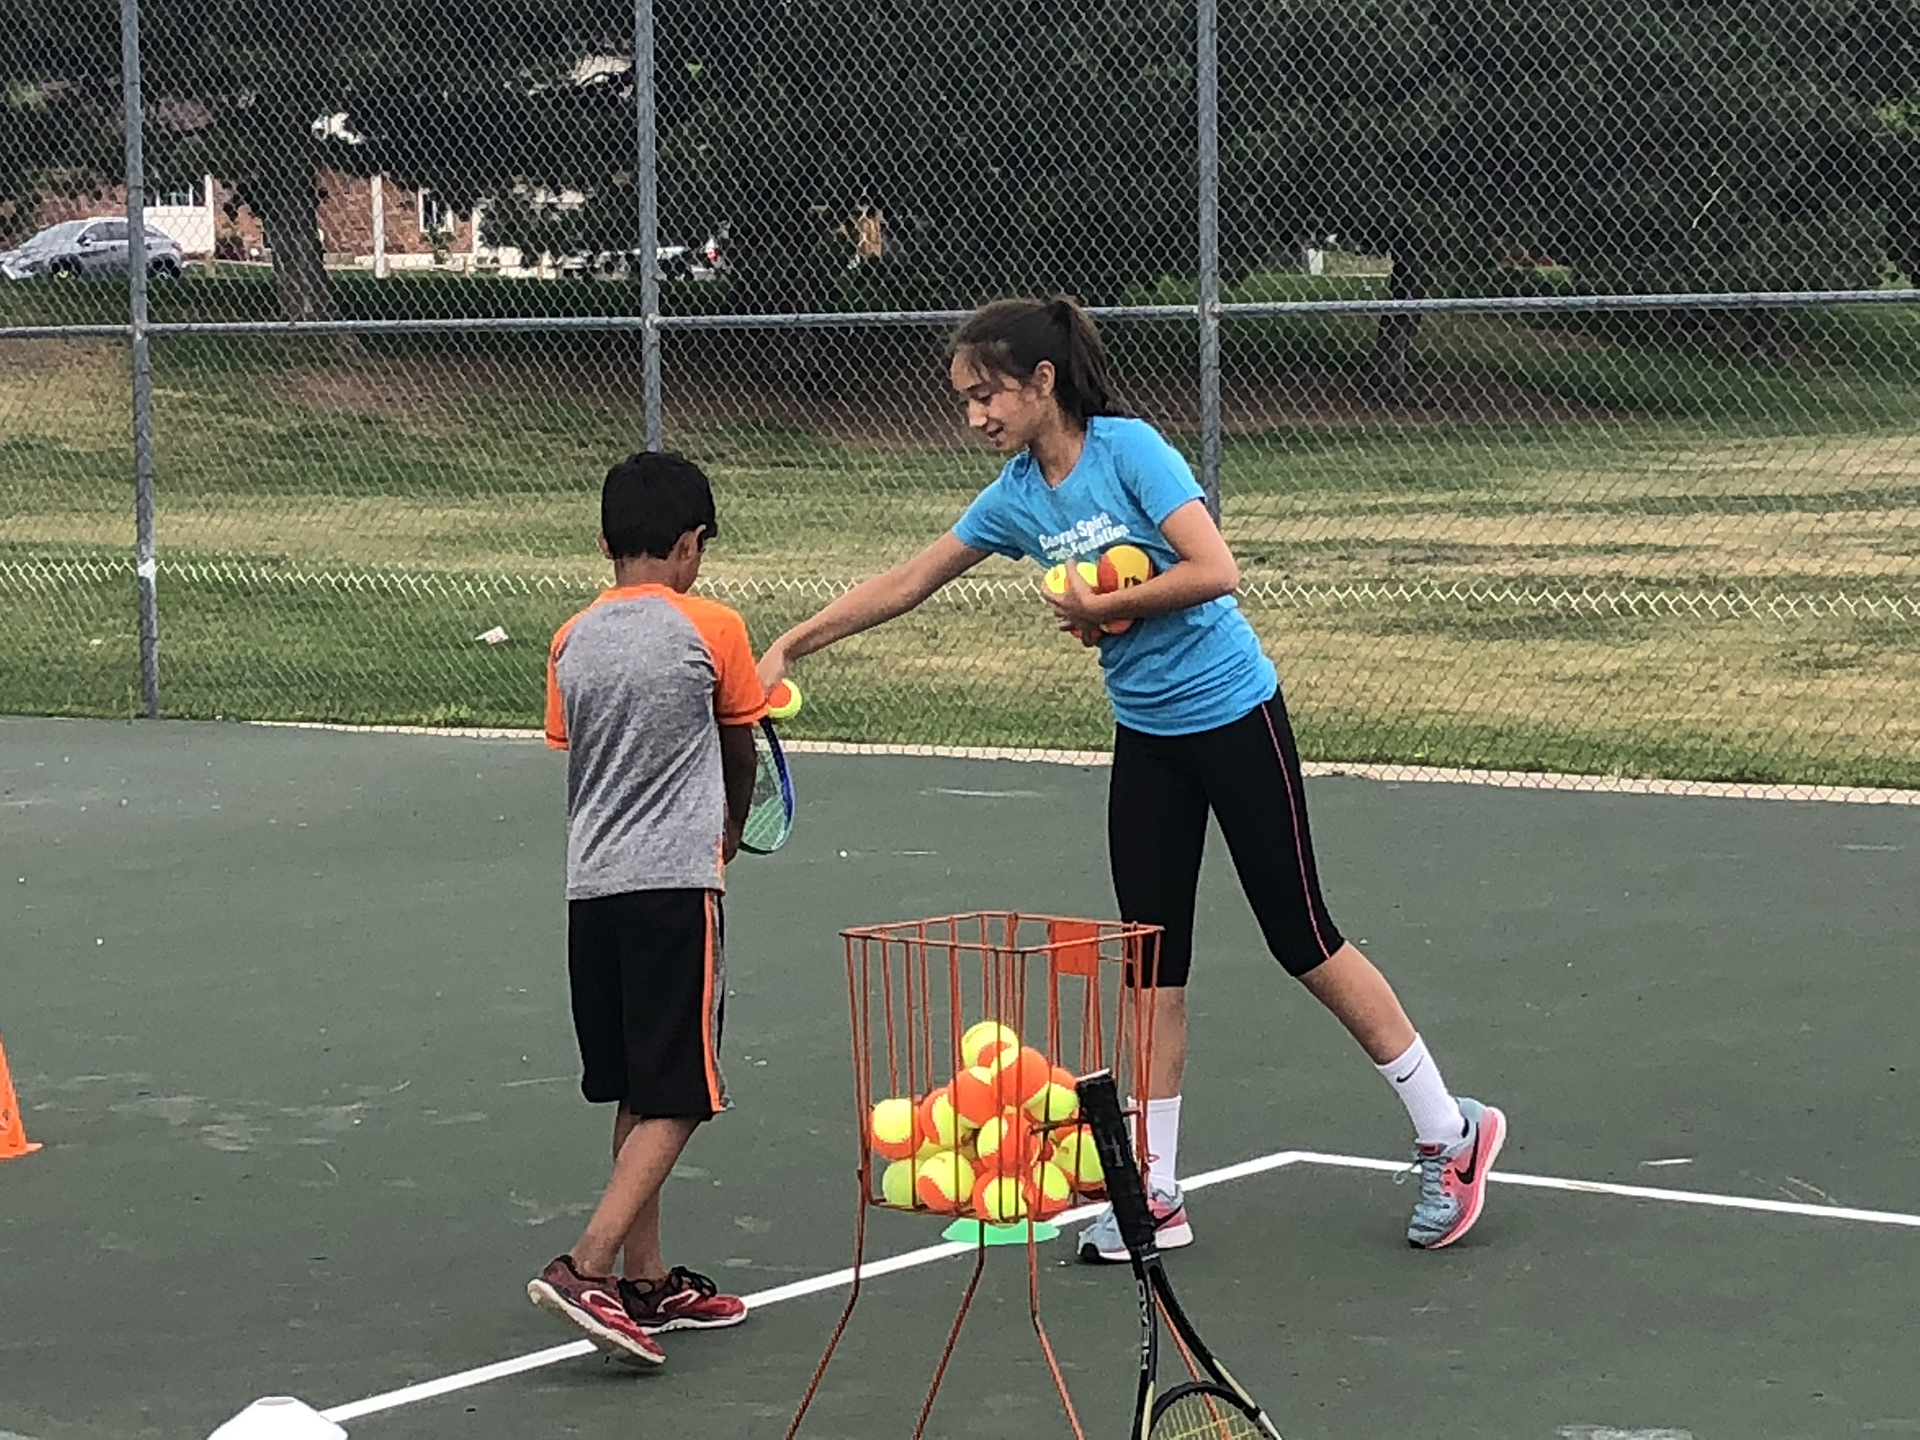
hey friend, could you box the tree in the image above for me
[1224,0,1916,392]
[0,0,642,320]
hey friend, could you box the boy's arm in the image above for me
[718,723,756,861]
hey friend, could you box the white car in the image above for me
[1,218,186,280]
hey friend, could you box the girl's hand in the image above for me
[1057,613,1105,646]
[1042,561,1112,633]
[756,639,791,697]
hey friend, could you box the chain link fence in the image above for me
[2,0,1916,790]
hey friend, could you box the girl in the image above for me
[756,297,1507,1256]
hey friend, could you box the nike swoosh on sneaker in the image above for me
[1453,1129,1485,1185]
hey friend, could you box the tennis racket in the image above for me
[738,717,794,854]
[1076,1070,1284,1440]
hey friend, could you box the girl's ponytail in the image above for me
[952,295,1123,426]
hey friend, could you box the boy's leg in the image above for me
[611,1109,665,1282]
[532,891,739,1357]
[572,1112,699,1277]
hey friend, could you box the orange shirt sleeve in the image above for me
[544,615,579,749]
[692,602,769,727]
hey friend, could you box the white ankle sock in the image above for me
[1145,1096,1182,1191]
[1377,1035,1466,1147]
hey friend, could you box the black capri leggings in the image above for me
[1109,688,1344,987]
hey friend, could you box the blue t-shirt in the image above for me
[952,416,1276,736]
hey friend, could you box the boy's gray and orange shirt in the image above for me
[545,583,767,899]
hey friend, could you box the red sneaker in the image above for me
[619,1266,749,1333]
[528,1255,666,1366]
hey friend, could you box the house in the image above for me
[25,171,528,275]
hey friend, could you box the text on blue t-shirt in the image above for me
[952,416,1276,736]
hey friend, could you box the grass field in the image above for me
[2,281,1917,787]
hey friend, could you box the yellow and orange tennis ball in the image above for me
[868,1096,922,1162]
[975,1108,1040,1177]
[880,1158,918,1208]
[917,1084,974,1150]
[916,1148,976,1214]
[1091,544,1154,634]
[973,1172,1033,1224]
[1050,1123,1106,1195]
[1030,1159,1074,1219]
[991,1046,1054,1111]
[1024,1065,1080,1126]
[949,1064,1002,1128]
[766,678,804,721]
[1041,546,1156,637]
[959,1020,1022,1070]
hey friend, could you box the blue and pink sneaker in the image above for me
[1406,1096,1507,1249]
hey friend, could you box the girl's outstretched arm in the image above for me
[758,531,990,691]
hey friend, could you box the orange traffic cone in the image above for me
[0,1033,42,1159]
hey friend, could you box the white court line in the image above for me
[317,1147,1917,1425]
[322,1197,1111,1424]
[244,721,1918,806]
[1290,1151,1920,1229]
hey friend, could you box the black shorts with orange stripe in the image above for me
[567,888,728,1119]
[1109,687,1345,986]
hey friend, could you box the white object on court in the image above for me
[206,1396,347,1439]
[474,626,510,645]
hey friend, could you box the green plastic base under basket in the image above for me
[941,1218,1061,1246]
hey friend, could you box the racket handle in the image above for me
[1073,1070,1160,1259]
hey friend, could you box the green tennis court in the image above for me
[2,716,1914,1440]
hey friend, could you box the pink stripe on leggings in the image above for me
[1257,698,1334,962]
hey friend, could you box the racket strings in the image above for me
[1150,1388,1267,1440]
[741,746,789,849]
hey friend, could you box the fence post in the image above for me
[120,0,159,717]
[635,0,663,451]
[1196,0,1222,522]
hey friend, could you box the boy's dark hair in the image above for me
[950,295,1125,427]
[601,450,719,561]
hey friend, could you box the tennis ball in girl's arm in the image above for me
[766,678,803,721]
[1096,544,1155,592]
[1042,561,1101,596]
[1093,543,1158,635]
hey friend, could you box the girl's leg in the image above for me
[1107,722,1207,1193]
[1199,691,1467,1147]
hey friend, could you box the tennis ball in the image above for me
[917,1085,973,1150]
[1093,544,1156,636]
[918,1132,978,1164]
[991,1046,1053,1110]
[766,678,803,722]
[916,1148,976,1214]
[1031,1159,1074,1219]
[1024,1066,1081,1126]
[868,1096,922,1162]
[973,1172,1032,1224]
[1050,1124,1106,1194]
[880,1157,918,1209]
[959,1020,1021,1069]
[975,1108,1038,1176]
[1096,544,1154,592]
[950,1064,1001,1127]
[1041,561,1100,596]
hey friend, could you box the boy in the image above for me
[528,450,765,1366]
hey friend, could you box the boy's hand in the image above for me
[723,818,743,864]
